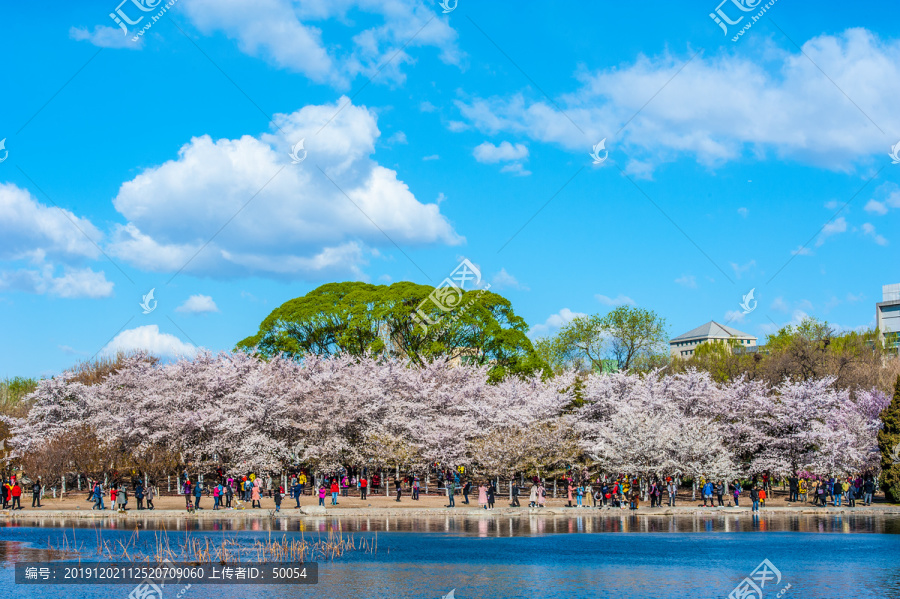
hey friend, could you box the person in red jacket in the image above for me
[360,476,368,500]
[10,482,22,510]
[330,480,339,505]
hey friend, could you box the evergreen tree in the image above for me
[878,376,900,502]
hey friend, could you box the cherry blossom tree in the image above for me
[4,353,890,484]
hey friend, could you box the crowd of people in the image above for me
[786,475,878,507]
[0,466,884,512]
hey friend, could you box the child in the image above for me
[274,487,282,512]
[733,482,741,507]
[318,485,326,507]
[758,487,766,508]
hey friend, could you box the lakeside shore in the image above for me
[3,492,898,520]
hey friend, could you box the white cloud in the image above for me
[770,296,789,312]
[58,345,87,356]
[791,309,811,324]
[529,307,586,338]
[865,199,889,215]
[499,162,531,176]
[473,141,530,176]
[101,325,197,358]
[791,245,814,256]
[623,158,654,179]
[0,183,103,262]
[862,222,889,246]
[473,141,529,163]
[815,217,847,247]
[674,274,697,288]
[181,0,461,88]
[824,295,841,312]
[863,182,900,215]
[69,26,141,49]
[796,299,814,312]
[454,29,900,170]
[107,97,462,280]
[175,294,220,314]
[595,293,635,306]
[724,309,745,323]
[846,292,864,302]
[386,131,407,145]
[0,183,114,298]
[0,264,114,298]
[737,207,749,218]
[730,259,756,279]
[490,268,528,291]
[422,154,440,161]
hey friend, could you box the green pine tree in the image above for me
[878,376,900,502]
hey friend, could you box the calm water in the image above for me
[1,514,898,598]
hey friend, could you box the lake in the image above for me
[1,513,898,598]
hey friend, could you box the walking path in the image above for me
[5,493,899,520]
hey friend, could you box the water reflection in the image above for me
[1,513,899,535]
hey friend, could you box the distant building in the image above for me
[670,321,757,358]
[877,283,900,355]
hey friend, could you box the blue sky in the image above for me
[1,0,899,377]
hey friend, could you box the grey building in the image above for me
[670,321,757,358]
[877,283,900,355]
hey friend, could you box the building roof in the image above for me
[670,321,756,343]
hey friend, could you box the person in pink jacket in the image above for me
[251,482,261,508]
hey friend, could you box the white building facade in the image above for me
[877,283,900,355]
[670,321,757,358]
